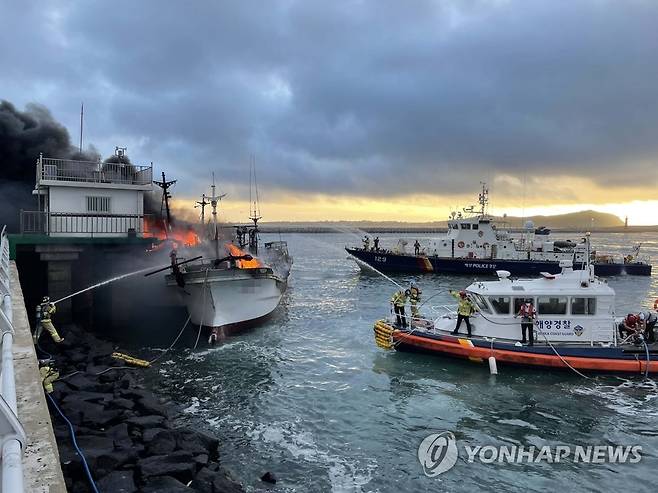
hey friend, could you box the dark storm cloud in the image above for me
[2,0,657,199]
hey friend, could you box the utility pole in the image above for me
[153,171,177,235]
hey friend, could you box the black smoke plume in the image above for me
[0,100,100,231]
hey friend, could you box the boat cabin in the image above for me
[434,262,618,345]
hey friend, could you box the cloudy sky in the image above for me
[2,0,657,224]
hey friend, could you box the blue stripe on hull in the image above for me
[346,248,651,276]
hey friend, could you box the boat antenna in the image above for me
[153,171,176,236]
[478,181,489,216]
[79,102,84,154]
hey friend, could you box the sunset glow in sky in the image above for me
[3,1,657,225]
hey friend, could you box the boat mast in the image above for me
[153,171,177,237]
[209,173,227,260]
[195,193,209,225]
[478,181,489,217]
[249,155,262,252]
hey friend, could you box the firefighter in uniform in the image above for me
[39,361,59,394]
[391,289,410,327]
[450,290,477,336]
[409,284,422,322]
[34,296,64,344]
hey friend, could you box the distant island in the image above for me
[258,210,658,233]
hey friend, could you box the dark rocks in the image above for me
[97,470,137,493]
[174,428,220,459]
[261,471,277,484]
[138,450,196,483]
[48,324,245,493]
[145,430,177,455]
[141,476,191,493]
[126,414,167,429]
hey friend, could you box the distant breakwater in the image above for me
[41,326,245,492]
[259,225,658,234]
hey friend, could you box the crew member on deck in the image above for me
[373,236,380,252]
[391,289,410,328]
[414,240,421,255]
[618,314,640,341]
[409,284,422,322]
[515,298,536,346]
[34,296,64,344]
[450,290,477,337]
[363,236,370,251]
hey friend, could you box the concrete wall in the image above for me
[10,261,67,493]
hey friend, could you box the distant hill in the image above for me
[258,210,627,232]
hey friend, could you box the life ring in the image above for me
[478,230,484,238]
[457,241,465,248]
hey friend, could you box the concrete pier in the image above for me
[10,261,66,492]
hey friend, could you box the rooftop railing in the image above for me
[0,225,26,492]
[36,154,152,186]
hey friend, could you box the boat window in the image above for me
[450,223,458,230]
[513,298,532,314]
[471,294,492,314]
[461,224,471,230]
[489,296,511,314]
[571,297,597,315]
[472,224,479,230]
[537,296,568,315]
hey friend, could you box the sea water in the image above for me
[143,232,658,492]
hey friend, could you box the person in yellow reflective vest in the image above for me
[34,296,64,344]
[409,285,422,321]
[450,290,477,337]
[390,289,410,327]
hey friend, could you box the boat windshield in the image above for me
[470,293,492,314]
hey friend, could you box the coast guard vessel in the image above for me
[347,184,651,276]
[373,239,658,375]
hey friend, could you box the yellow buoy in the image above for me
[373,320,395,349]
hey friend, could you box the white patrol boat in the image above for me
[373,236,658,375]
[347,183,651,276]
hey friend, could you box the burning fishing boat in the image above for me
[164,173,292,340]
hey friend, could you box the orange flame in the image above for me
[144,217,199,247]
[227,243,264,268]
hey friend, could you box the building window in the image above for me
[571,297,597,315]
[86,196,111,213]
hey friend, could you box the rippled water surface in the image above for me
[145,232,658,492]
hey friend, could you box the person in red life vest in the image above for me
[618,313,640,341]
[515,298,536,346]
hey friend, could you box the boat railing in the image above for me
[0,225,27,492]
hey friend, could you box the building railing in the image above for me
[36,155,152,186]
[0,225,26,492]
[20,211,150,237]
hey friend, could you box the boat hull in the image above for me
[347,248,651,276]
[166,268,286,328]
[377,322,658,374]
